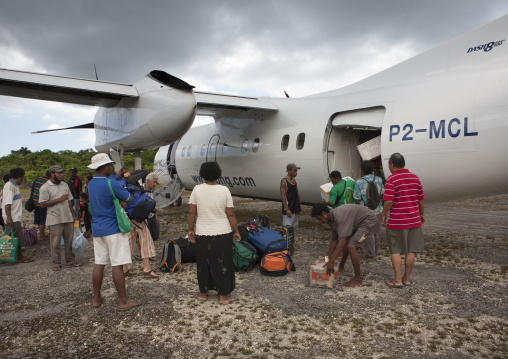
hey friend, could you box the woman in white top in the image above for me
[188,162,241,305]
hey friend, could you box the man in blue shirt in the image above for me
[87,153,140,311]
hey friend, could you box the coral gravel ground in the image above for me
[0,192,507,358]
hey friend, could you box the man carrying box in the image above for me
[311,203,379,287]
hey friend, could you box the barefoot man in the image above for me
[87,153,141,310]
[311,203,380,287]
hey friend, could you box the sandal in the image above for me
[16,257,34,263]
[143,270,158,278]
[52,265,62,271]
[219,296,238,305]
[70,262,81,267]
[124,270,135,277]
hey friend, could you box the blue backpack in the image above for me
[247,227,287,254]
[125,183,156,223]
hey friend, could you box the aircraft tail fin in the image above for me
[312,15,508,97]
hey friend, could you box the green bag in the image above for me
[0,228,19,263]
[233,240,259,272]
[108,179,132,233]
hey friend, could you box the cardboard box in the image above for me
[309,257,339,288]
[319,182,333,202]
[357,135,381,161]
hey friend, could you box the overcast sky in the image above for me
[0,0,507,157]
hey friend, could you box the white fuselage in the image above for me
[174,66,508,204]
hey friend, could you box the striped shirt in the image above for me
[383,169,424,229]
[30,176,49,206]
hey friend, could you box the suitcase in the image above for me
[276,226,295,255]
[247,227,287,254]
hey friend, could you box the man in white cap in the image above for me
[87,153,141,311]
[39,165,79,271]
[280,163,301,228]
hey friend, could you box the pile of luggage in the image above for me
[159,214,296,277]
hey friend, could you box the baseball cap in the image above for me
[69,168,77,173]
[48,165,64,173]
[286,163,300,171]
[88,153,114,170]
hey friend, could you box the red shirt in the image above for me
[383,169,424,229]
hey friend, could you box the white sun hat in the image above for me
[88,153,114,170]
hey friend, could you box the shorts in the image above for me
[282,213,299,228]
[386,227,424,254]
[93,232,132,266]
[349,227,373,249]
[33,206,47,225]
[349,214,379,249]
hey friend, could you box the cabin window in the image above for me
[187,146,192,157]
[222,142,229,155]
[200,144,206,156]
[281,134,290,151]
[253,138,260,152]
[181,147,186,157]
[241,139,248,154]
[296,133,305,150]
[209,143,216,157]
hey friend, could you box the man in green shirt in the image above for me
[323,171,356,208]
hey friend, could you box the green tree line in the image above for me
[0,147,158,189]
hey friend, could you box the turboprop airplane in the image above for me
[0,15,507,208]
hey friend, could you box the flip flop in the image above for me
[124,270,135,277]
[52,265,62,271]
[70,262,81,267]
[134,255,142,261]
[149,257,157,261]
[219,296,238,305]
[385,281,404,289]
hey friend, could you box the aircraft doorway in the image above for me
[324,107,385,180]
[207,135,220,162]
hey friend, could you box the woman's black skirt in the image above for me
[195,232,235,295]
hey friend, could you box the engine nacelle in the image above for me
[94,71,196,152]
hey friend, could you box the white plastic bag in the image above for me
[72,227,88,254]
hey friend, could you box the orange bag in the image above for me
[260,250,295,276]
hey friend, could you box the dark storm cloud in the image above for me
[1,0,507,89]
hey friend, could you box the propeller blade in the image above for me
[31,122,94,134]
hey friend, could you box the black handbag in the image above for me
[25,184,35,212]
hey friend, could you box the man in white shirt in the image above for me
[39,165,79,271]
[1,167,33,263]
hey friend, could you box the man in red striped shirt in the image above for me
[381,153,425,288]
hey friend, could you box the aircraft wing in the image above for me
[195,91,278,115]
[0,68,138,107]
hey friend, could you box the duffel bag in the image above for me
[158,239,182,273]
[174,237,197,263]
[260,250,295,277]
[23,227,38,247]
[233,240,259,272]
[248,227,286,254]
[247,214,270,230]
[276,226,295,255]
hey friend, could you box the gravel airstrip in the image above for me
[1,192,507,358]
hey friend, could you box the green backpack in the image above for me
[233,240,259,272]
